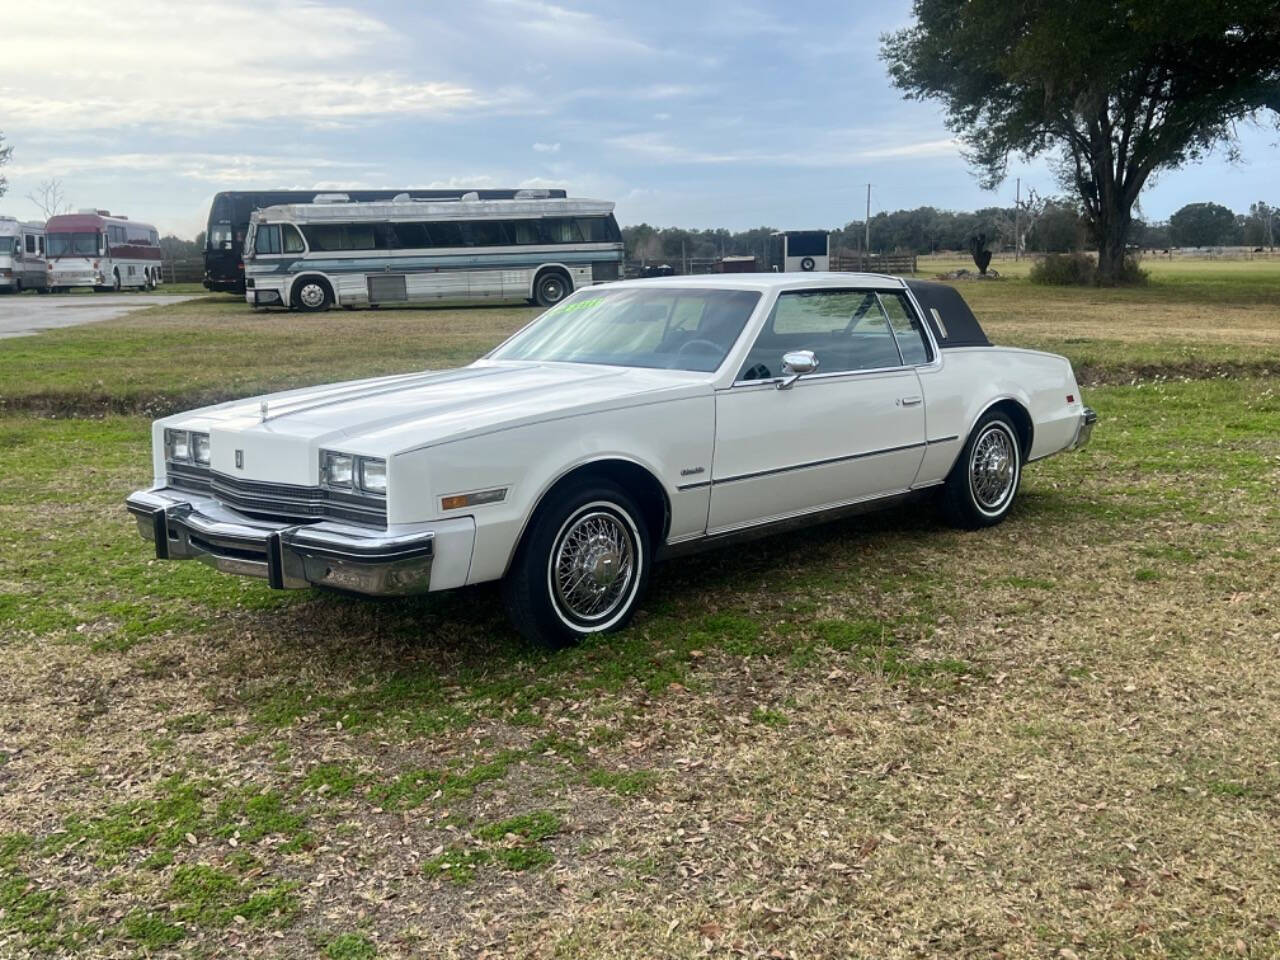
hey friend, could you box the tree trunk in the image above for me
[1093,205,1132,285]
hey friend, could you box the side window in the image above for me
[393,222,429,248]
[542,218,582,244]
[576,217,610,242]
[254,225,282,254]
[427,221,463,247]
[38,237,45,254]
[738,290,907,380]
[25,235,36,253]
[460,220,507,246]
[879,292,932,365]
[301,224,343,251]
[344,223,377,250]
[508,219,540,244]
[281,223,305,254]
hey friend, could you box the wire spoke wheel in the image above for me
[550,509,636,624]
[969,423,1017,511]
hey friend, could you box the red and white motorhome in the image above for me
[46,210,163,292]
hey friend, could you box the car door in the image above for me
[708,288,928,533]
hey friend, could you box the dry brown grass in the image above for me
[1,271,1279,957]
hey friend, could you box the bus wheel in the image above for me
[534,270,570,307]
[112,270,121,292]
[292,278,333,312]
[145,269,155,291]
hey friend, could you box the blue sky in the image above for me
[3,0,1277,237]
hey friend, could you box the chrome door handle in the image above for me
[899,396,922,407]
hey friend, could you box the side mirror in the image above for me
[778,350,819,390]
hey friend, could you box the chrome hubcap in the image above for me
[300,284,325,308]
[552,510,635,622]
[970,425,1016,510]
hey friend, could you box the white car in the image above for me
[126,274,1096,647]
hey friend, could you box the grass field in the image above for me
[1,263,1278,958]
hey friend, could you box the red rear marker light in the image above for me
[1067,394,1075,403]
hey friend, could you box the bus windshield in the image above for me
[48,232,99,257]
[490,287,761,373]
[0,237,17,254]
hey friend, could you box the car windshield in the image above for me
[489,287,762,372]
[47,232,99,257]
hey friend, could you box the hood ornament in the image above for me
[260,399,269,422]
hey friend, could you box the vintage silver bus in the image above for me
[243,192,623,311]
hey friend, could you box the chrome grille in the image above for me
[165,463,386,527]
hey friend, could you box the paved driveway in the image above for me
[0,293,199,339]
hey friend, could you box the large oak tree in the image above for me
[882,0,1280,283]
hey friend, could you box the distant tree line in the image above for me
[622,200,1276,261]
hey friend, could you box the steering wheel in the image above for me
[675,338,721,359]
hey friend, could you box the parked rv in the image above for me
[46,210,163,292]
[0,217,49,293]
[243,191,622,311]
[204,188,567,293]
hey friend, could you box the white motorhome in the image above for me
[243,191,624,311]
[0,217,49,293]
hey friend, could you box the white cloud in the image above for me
[532,142,561,153]
[605,130,963,167]
[2,0,499,132]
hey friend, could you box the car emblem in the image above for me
[235,449,244,469]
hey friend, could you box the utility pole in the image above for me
[864,183,871,270]
[1014,177,1021,262]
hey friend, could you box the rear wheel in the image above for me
[941,411,1022,528]
[502,479,651,649]
[533,270,570,308]
[112,270,121,292]
[292,277,332,312]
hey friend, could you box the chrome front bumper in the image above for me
[1071,406,1098,450]
[125,487,436,596]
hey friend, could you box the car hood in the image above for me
[165,360,710,466]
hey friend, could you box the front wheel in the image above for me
[292,278,332,312]
[112,270,121,292]
[502,479,651,649]
[941,411,1022,528]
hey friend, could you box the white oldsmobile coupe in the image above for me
[127,274,1096,647]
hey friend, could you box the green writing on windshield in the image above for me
[545,297,604,317]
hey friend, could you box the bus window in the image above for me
[576,217,613,242]
[508,219,541,244]
[541,218,582,244]
[255,225,282,255]
[302,224,344,251]
[426,221,464,247]
[392,222,430,248]
[460,220,507,246]
[281,224,305,253]
[345,223,377,250]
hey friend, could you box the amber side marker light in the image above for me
[441,488,508,511]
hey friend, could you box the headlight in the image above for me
[321,451,386,494]
[321,450,355,488]
[359,458,387,495]
[192,432,211,465]
[165,428,191,462]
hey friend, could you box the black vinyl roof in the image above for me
[905,279,992,349]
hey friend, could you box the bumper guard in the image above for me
[125,488,436,596]
[1070,406,1098,451]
